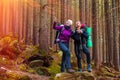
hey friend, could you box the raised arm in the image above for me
[53,21,63,30]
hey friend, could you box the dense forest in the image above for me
[0,0,120,80]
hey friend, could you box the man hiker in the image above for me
[71,21,92,72]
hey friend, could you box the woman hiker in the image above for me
[53,19,75,73]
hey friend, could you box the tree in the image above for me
[92,0,100,68]
[33,0,40,45]
[26,0,34,44]
[112,0,120,71]
[40,0,49,53]
[104,0,113,65]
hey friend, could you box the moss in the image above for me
[19,64,27,71]
[77,72,95,80]
[99,67,115,77]
[36,69,44,75]
[103,72,115,77]
[18,75,31,80]
[49,76,55,80]
[6,70,31,80]
[6,71,20,79]
[47,62,60,76]
[18,45,39,60]
[0,56,14,65]
[35,67,50,76]
[27,68,35,74]
[57,51,63,57]
[39,49,46,56]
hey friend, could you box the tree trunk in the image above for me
[26,1,34,44]
[112,0,120,71]
[40,0,49,53]
[92,0,99,68]
[22,0,27,41]
[104,0,113,65]
[98,0,102,65]
[33,0,40,45]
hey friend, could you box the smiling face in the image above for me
[76,21,81,28]
[65,19,73,26]
[65,21,70,26]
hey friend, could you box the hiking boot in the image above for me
[66,68,75,73]
[61,70,65,73]
[60,69,65,73]
[87,64,92,72]
[78,68,82,72]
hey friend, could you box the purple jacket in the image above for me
[53,22,72,43]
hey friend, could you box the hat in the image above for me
[81,24,85,28]
[67,19,73,25]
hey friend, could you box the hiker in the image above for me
[53,19,75,73]
[71,21,92,72]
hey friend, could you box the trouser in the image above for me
[74,41,91,69]
[58,42,71,72]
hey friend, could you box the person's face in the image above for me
[76,21,81,28]
[65,21,71,26]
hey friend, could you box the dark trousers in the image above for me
[74,41,91,69]
[58,42,71,72]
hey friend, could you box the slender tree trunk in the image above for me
[61,0,65,23]
[104,0,113,65]
[89,0,93,59]
[26,1,34,44]
[22,0,27,41]
[19,0,23,40]
[112,0,120,71]
[0,0,3,35]
[92,0,99,68]
[79,0,82,21]
[98,0,102,65]
[118,0,120,65]
[33,0,40,45]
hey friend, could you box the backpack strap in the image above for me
[57,26,65,38]
[54,26,65,43]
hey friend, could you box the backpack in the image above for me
[85,26,93,48]
[54,25,65,44]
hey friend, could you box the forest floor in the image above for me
[0,65,49,80]
[0,36,120,80]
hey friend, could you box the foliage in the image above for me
[0,55,14,66]
[0,36,120,80]
[19,64,28,71]
[27,68,35,74]
[36,69,44,75]
[47,62,60,76]
[18,75,31,80]
[35,67,50,76]
[18,45,39,61]
[0,36,21,59]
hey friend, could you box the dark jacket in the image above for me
[71,27,89,45]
